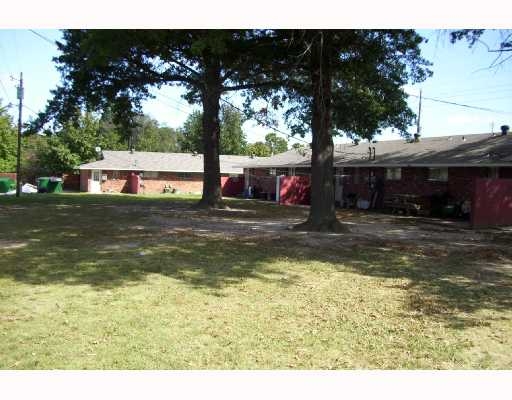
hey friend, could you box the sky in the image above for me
[0,29,511,146]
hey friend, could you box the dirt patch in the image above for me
[142,205,508,254]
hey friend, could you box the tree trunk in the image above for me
[196,58,225,209]
[294,31,346,232]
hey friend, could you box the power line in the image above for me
[155,91,192,110]
[219,97,369,160]
[153,94,193,116]
[0,78,11,102]
[28,29,56,46]
[219,97,312,146]
[22,104,39,115]
[437,84,512,98]
[408,93,512,115]
[0,41,14,79]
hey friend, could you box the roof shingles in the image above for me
[79,151,261,174]
[238,133,512,168]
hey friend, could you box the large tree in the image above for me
[32,30,281,208]
[129,114,181,153]
[267,30,431,231]
[0,102,17,172]
[178,105,247,155]
[37,112,124,175]
[264,132,288,155]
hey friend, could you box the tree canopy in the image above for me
[178,105,248,155]
[0,102,17,172]
[264,132,288,155]
[32,29,283,208]
[256,30,431,231]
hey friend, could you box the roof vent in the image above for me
[462,136,466,141]
[501,125,509,136]
[413,133,420,142]
[130,148,135,154]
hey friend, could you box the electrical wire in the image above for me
[23,104,39,115]
[436,84,512,98]
[152,94,194,116]
[407,93,512,115]
[28,30,56,46]
[155,91,193,110]
[0,78,11,102]
[219,97,312,146]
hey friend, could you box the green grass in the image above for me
[1,194,511,369]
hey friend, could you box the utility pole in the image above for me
[15,72,23,197]
[416,89,422,140]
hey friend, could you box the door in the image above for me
[90,170,102,193]
[335,167,344,206]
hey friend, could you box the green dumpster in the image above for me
[47,177,63,193]
[0,177,15,193]
[442,204,456,218]
[37,177,51,193]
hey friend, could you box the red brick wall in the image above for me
[99,171,203,194]
[81,170,244,196]
[0,172,17,181]
[342,166,490,203]
[140,172,203,194]
[101,171,134,193]
[472,178,512,227]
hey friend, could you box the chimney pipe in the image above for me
[500,125,509,136]
[413,133,420,142]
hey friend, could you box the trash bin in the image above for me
[442,204,456,218]
[47,177,63,193]
[0,177,15,193]
[37,177,51,193]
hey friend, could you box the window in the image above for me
[177,172,193,180]
[488,167,499,179]
[270,168,288,176]
[428,168,448,182]
[353,168,360,184]
[143,171,159,179]
[112,170,119,180]
[386,168,402,181]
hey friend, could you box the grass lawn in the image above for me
[1,193,511,369]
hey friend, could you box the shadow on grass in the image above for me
[1,193,511,330]
[331,242,512,328]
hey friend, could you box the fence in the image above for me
[279,175,311,205]
[472,178,512,227]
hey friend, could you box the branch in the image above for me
[167,57,202,78]
[223,80,286,92]
[160,72,199,86]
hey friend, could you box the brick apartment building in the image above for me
[79,151,259,196]
[240,131,512,210]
